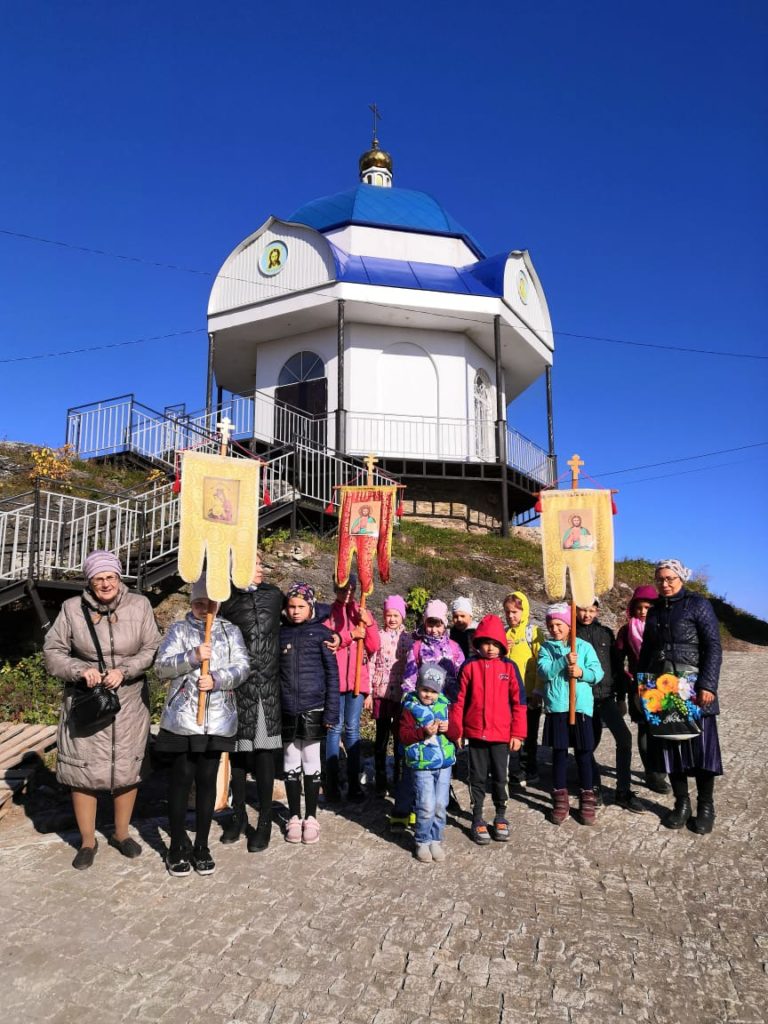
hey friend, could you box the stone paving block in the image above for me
[1,654,766,1024]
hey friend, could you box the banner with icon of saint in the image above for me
[335,486,398,596]
[177,450,261,603]
[540,488,614,607]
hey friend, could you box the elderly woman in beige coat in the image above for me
[44,550,161,869]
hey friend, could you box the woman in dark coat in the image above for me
[638,559,723,834]
[219,553,283,851]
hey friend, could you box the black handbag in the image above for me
[69,602,121,728]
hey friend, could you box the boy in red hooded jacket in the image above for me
[449,615,527,845]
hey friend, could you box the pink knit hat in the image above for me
[424,599,448,625]
[83,550,123,580]
[383,594,406,620]
[546,603,572,627]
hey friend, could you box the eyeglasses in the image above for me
[655,575,677,584]
[92,575,119,585]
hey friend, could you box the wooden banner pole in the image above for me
[196,418,233,727]
[567,453,584,726]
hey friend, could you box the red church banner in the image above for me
[335,485,399,596]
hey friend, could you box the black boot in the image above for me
[662,796,692,829]
[219,805,248,844]
[247,812,272,852]
[688,800,715,835]
[645,772,672,795]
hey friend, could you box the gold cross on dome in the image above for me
[369,102,383,146]
[364,452,378,485]
[567,453,585,488]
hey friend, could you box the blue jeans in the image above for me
[326,692,364,788]
[413,766,451,846]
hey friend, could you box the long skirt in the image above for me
[659,715,723,776]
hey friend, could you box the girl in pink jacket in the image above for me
[323,574,380,802]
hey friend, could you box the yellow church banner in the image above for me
[540,488,614,607]
[177,450,261,603]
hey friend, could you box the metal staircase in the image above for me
[0,428,398,617]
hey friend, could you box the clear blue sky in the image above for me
[1,2,766,617]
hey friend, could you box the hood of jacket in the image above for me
[472,614,508,655]
[505,591,531,643]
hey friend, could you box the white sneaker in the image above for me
[430,842,446,862]
[415,844,433,863]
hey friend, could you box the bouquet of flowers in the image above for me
[636,672,702,741]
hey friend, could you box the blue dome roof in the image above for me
[289,185,485,257]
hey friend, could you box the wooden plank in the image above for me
[0,724,47,748]
[0,724,55,752]
[0,724,28,745]
[0,731,58,771]
[0,726,51,764]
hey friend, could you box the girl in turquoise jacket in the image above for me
[534,604,604,826]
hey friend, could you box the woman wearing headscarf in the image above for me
[43,551,161,868]
[638,559,723,833]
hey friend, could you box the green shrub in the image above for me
[0,653,62,724]
[0,653,170,725]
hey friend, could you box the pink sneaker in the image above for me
[285,816,302,843]
[302,816,320,845]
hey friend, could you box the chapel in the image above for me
[206,128,556,529]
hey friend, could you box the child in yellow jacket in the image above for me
[504,591,546,786]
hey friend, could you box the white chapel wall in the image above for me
[324,226,478,267]
[344,324,498,461]
[208,221,336,316]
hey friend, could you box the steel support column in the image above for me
[494,314,509,537]
[205,332,215,418]
[336,299,346,454]
[545,365,557,482]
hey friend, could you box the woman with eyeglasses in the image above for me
[44,550,161,869]
[637,559,723,834]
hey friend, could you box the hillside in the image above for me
[1,441,766,665]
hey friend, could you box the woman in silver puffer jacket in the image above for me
[43,550,161,870]
[154,575,249,877]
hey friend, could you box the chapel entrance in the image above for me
[274,351,327,447]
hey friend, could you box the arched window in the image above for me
[474,370,494,460]
[278,351,324,387]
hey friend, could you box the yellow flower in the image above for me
[656,674,679,695]
[642,689,664,713]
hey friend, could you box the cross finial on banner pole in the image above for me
[567,453,585,488]
[217,417,234,454]
[364,453,378,485]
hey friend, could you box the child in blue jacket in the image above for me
[279,583,340,845]
[398,662,460,864]
[534,603,603,827]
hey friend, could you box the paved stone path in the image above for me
[2,651,767,1024]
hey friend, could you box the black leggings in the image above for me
[229,750,276,815]
[670,770,715,803]
[552,748,593,791]
[167,751,221,850]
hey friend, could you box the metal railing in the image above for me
[0,447,297,592]
[294,440,398,510]
[506,428,555,486]
[65,391,554,495]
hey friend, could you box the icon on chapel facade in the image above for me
[259,240,288,276]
